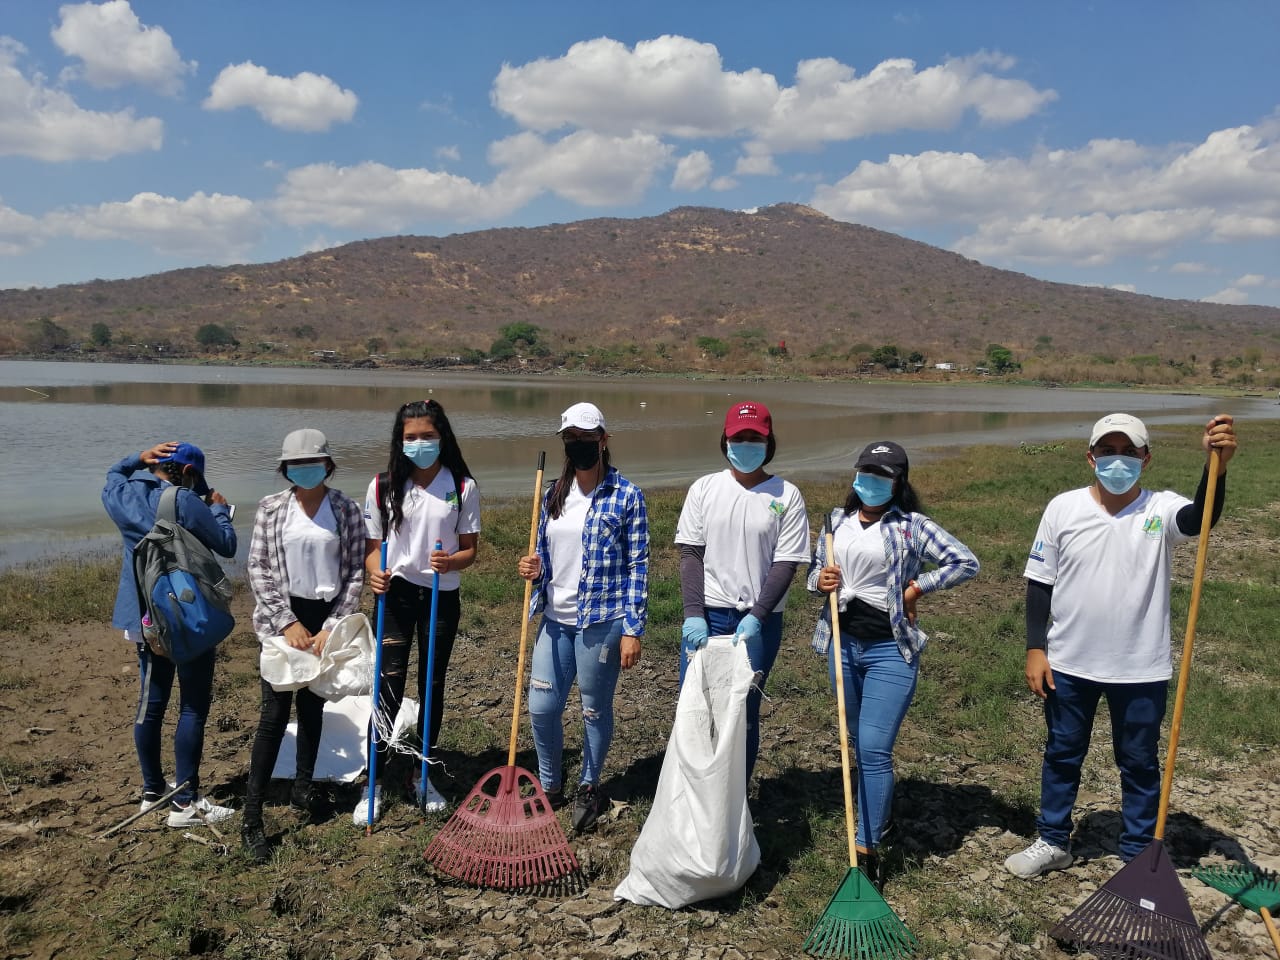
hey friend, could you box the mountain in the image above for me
[2,204,1276,379]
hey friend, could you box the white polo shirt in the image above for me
[364,471,480,591]
[1025,486,1193,683]
[675,469,810,612]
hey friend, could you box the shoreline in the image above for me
[3,351,1274,397]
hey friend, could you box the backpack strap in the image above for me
[375,471,390,537]
[158,484,181,523]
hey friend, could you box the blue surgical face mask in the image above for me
[726,440,767,474]
[286,463,327,490]
[852,471,895,507]
[403,439,440,469]
[1094,454,1144,495]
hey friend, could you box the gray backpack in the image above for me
[133,486,235,663]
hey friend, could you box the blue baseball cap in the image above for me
[157,442,211,496]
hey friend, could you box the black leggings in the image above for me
[244,596,334,817]
[374,577,461,767]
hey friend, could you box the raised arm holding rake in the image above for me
[1005,413,1237,880]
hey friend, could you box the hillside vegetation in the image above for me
[2,204,1278,388]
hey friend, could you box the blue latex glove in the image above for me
[682,617,709,650]
[734,613,762,647]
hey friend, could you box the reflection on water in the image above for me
[2,359,1273,569]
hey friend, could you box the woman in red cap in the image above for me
[809,439,979,888]
[675,401,810,782]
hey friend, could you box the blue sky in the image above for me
[2,1,1278,306]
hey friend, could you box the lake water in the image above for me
[2,359,1272,568]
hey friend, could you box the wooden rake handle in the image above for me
[1155,446,1220,839]
[825,520,859,870]
[1263,906,1280,959]
[507,452,545,768]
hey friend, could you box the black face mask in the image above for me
[564,439,602,471]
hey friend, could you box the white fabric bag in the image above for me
[271,696,419,783]
[259,612,374,700]
[614,635,760,908]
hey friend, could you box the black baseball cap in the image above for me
[854,441,909,478]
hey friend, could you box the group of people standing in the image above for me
[103,395,1238,886]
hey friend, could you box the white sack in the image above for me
[259,613,374,700]
[271,695,419,783]
[614,635,760,908]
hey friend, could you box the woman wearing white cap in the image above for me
[242,428,366,862]
[676,400,811,784]
[517,401,648,834]
[809,440,979,889]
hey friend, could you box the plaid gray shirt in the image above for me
[807,505,979,663]
[248,487,367,641]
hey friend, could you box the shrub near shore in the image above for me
[0,421,1276,959]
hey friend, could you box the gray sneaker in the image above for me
[1004,838,1073,878]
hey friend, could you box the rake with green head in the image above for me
[803,517,917,959]
[1193,864,1280,957]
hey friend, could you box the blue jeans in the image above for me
[679,607,783,782]
[828,631,918,849]
[134,642,216,805]
[1038,671,1168,861]
[527,617,623,790]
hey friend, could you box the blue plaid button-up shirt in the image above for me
[807,505,979,663]
[528,467,649,637]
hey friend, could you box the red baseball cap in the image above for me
[723,401,772,438]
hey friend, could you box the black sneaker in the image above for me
[242,823,271,864]
[571,783,607,834]
[290,781,324,823]
[858,851,883,892]
[544,787,566,811]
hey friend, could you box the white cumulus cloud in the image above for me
[1170,261,1211,274]
[44,191,263,259]
[0,199,44,255]
[488,130,673,206]
[204,62,358,132]
[492,37,1054,154]
[672,151,712,191]
[751,52,1057,152]
[1202,287,1250,305]
[1234,273,1265,286]
[0,41,162,161]
[493,35,777,138]
[51,0,195,95]
[813,118,1280,268]
[272,162,515,230]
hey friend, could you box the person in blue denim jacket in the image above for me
[809,440,979,888]
[518,402,648,834]
[102,440,238,828]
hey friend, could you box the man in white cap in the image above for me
[1004,412,1237,878]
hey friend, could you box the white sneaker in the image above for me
[139,780,178,813]
[1004,838,1073,878]
[416,778,448,813]
[352,786,384,825]
[167,796,235,828]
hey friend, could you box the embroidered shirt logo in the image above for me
[1142,514,1163,540]
[768,499,786,516]
[445,491,460,511]
[1029,539,1046,563]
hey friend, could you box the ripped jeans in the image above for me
[527,616,623,791]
